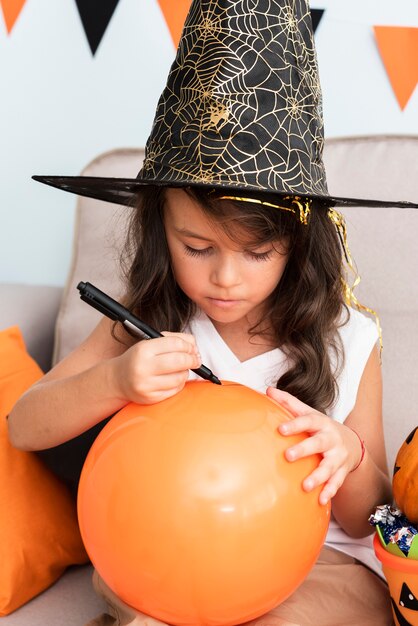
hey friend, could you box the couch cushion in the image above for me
[0,326,88,616]
[52,148,143,365]
[0,284,62,372]
[324,136,418,313]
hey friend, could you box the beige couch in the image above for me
[1,135,418,624]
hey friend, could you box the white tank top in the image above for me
[186,307,381,575]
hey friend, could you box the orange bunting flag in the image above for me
[157,0,191,47]
[374,25,418,110]
[0,0,27,33]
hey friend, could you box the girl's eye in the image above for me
[248,250,273,261]
[184,245,212,258]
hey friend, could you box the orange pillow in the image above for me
[0,326,88,616]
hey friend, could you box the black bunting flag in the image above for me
[75,0,121,55]
[310,8,325,34]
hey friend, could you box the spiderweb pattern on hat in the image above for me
[139,0,329,197]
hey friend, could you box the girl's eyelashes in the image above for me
[248,250,273,261]
[183,244,273,261]
[183,245,212,258]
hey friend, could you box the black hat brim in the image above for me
[32,175,418,210]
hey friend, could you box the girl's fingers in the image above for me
[318,467,347,505]
[284,430,329,461]
[278,413,327,437]
[153,351,201,375]
[152,335,199,355]
[160,332,198,350]
[149,371,190,391]
[268,388,354,504]
[302,456,338,491]
[267,387,313,416]
[135,373,190,404]
[300,454,349,504]
[134,336,201,373]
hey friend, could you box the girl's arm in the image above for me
[268,345,392,539]
[331,346,391,537]
[8,317,201,452]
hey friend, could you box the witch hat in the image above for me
[33,0,418,209]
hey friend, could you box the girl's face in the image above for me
[164,188,289,331]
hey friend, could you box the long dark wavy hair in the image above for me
[120,185,347,413]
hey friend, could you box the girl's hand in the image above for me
[112,332,201,405]
[267,387,363,505]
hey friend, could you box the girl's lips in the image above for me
[208,298,241,309]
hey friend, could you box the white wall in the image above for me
[313,0,418,136]
[1,0,418,287]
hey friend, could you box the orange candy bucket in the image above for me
[374,533,418,625]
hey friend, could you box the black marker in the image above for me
[77,281,222,385]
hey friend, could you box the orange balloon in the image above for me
[78,381,330,625]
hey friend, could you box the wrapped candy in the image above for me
[369,504,418,556]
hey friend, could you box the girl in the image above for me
[8,184,393,625]
[12,0,410,621]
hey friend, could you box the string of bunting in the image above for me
[1,0,417,109]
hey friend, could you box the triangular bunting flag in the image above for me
[374,25,418,110]
[310,8,325,34]
[157,0,191,47]
[75,0,121,56]
[0,0,27,34]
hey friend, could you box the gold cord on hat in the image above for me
[327,208,382,355]
[218,194,382,354]
[218,195,311,224]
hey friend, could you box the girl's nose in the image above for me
[210,254,241,288]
